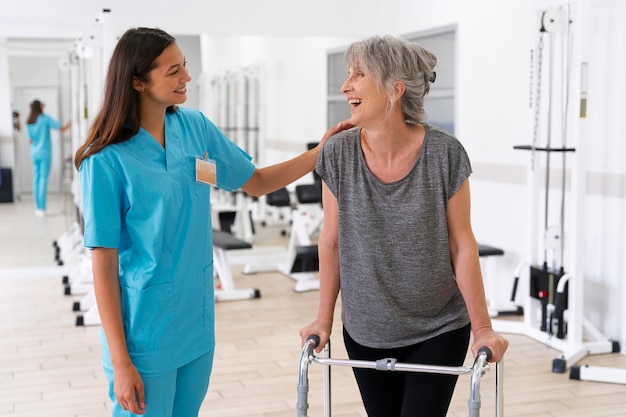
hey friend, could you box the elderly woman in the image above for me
[300,35,508,417]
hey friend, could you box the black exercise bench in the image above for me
[213,229,261,301]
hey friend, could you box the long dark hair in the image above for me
[74,27,176,169]
[26,100,43,124]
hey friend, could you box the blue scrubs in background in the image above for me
[27,113,62,212]
[79,107,255,416]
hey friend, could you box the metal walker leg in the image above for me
[297,336,503,417]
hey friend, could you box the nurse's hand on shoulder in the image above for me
[114,363,147,414]
[318,119,354,147]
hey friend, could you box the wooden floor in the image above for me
[1,193,626,417]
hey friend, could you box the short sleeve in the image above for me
[315,140,335,196]
[79,156,125,249]
[315,128,360,198]
[447,138,472,200]
[44,114,62,130]
[203,119,254,191]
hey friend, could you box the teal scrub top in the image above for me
[79,107,255,376]
[27,114,62,160]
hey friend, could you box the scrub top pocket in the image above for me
[123,282,178,354]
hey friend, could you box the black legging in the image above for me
[343,324,471,417]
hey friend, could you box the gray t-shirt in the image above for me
[316,125,471,349]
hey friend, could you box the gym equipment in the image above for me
[208,66,262,166]
[53,223,94,297]
[493,4,620,375]
[478,244,523,318]
[63,257,93,296]
[570,365,626,386]
[243,183,323,292]
[75,300,100,327]
[211,190,292,292]
[297,335,503,417]
[50,225,101,326]
[212,229,262,301]
[64,257,101,326]
[53,221,83,267]
[73,286,95,312]
[211,189,256,243]
[260,187,293,234]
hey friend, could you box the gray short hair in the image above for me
[345,35,437,125]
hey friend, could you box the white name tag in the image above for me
[196,156,216,186]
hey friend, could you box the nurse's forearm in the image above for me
[92,248,132,367]
[241,120,353,197]
[243,148,319,197]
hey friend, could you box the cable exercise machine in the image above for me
[207,66,277,225]
[492,3,620,375]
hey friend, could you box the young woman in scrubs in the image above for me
[26,100,70,217]
[74,27,351,417]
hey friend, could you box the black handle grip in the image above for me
[307,335,320,348]
[478,346,493,361]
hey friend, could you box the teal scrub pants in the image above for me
[31,157,51,211]
[104,350,214,417]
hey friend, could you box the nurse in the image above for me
[26,100,70,216]
[73,27,351,417]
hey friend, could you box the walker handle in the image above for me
[478,346,493,361]
[306,335,321,348]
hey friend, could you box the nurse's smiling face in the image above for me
[141,43,191,108]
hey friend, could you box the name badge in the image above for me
[196,156,216,186]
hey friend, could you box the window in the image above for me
[406,29,456,133]
[327,50,351,128]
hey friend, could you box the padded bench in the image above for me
[213,229,253,251]
[290,245,319,273]
[477,243,522,317]
[478,244,505,257]
[212,229,260,301]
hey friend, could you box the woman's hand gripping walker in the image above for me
[297,335,504,417]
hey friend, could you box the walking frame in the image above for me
[297,335,504,417]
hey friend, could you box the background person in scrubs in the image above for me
[26,100,70,217]
[74,27,351,417]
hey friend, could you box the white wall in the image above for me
[0,38,14,168]
[581,0,626,343]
